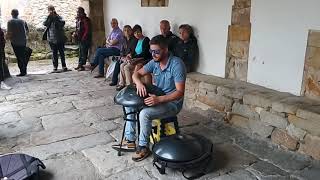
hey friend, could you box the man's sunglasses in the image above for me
[149,49,161,55]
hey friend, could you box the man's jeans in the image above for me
[49,42,66,69]
[12,44,27,74]
[124,102,180,147]
[79,42,90,66]
[92,47,120,75]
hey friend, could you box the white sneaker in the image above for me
[0,82,12,90]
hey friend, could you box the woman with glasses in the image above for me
[117,24,151,91]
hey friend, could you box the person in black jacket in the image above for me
[0,28,12,90]
[117,24,151,91]
[174,24,199,73]
[160,20,179,53]
[43,5,68,72]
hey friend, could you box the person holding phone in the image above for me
[43,5,68,72]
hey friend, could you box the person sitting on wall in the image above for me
[116,24,152,91]
[90,18,124,78]
[74,7,92,71]
[174,24,199,73]
[159,20,179,53]
[112,35,186,162]
[0,27,12,90]
[109,25,137,87]
[43,5,69,73]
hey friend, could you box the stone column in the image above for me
[86,0,106,63]
[225,0,251,81]
[301,30,320,100]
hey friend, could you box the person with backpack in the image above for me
[74,7,92,71]
[7,9,29,77]
[43,5,68,72]
[0,28,12,90]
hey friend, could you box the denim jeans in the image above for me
[125,102,180,146]
[12,44,27,74]
[49,42,66,69]
[92,47,120,75]
[79,42,90,66]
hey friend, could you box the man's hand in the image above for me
[144,94,160,106]
[136,82,147,97]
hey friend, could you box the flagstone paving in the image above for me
[0,59,319,180]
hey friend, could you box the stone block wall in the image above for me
[225,0,251,81]
[1,0,82,29]
[301,30,320,101]
[185,73,320,160]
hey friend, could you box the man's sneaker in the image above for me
[52,68,58,73]
[132,146,151,162]
[0,82,12,90]
[75,65,81,70]
[62,67,68,72]
[16,73,26,77]
[112,140,136,152]
[78,66,85,71]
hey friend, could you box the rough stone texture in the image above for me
[0,117,42,138]
[288,115,320,136]
[212,170,256,180]
[39,153,102,180]
[260,110,288,129]
[246,161,290,180]
[82,144,152,177]
[197,94,233,112]
[229,115,250,129]
[301,30,320,100]
[299,134,320,160]
[296,107,320,122]
[225,0,251,81]
[286,124,307,141]
[249,120,274,138]
[30,124,98,146]
[232,102,259,121]
[1,0,82,29]
[271,129,298,151]
[19,102,75,118]
[243,93,272,108]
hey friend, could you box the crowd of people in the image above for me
[0,5,199,162]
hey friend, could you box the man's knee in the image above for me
[139,108,152,121]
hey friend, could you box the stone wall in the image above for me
[1,0,82,29]
[301,30,320,101]
[225,0,251,81]
[185,73,320,160]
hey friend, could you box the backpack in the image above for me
[0,154,46,180]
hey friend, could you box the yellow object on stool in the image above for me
[150,119,177,144]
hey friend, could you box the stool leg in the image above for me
[174,120,180,134]
[160,121,165,137]
[137,111,140,148]
[118,121,126,156]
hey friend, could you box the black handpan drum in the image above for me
[114,84,165,107]
[152,134,213,179]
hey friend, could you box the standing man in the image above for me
[7,9,29,76]
[43,5,68,72]
[0,27,12,90]
[112,35,186,161]
[90,18,123,78]
[159,20,179,53]
[74,7,92,71]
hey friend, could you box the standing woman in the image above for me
[174,24,199,73]
[43,5,68,72]
[0,28,12,90]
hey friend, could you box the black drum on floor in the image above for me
[152,133,213,179]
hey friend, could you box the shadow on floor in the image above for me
[38,170,54,180]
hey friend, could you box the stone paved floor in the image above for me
[1,59,320,180]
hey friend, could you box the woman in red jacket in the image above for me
[0,28,12,90]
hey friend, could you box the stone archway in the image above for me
[82,0,106,62]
